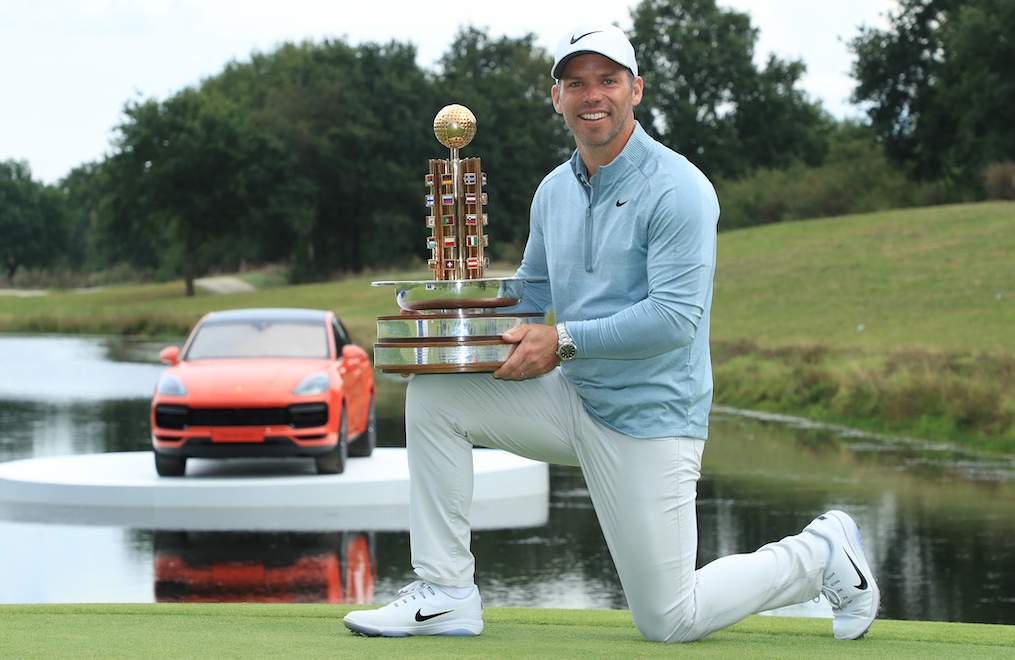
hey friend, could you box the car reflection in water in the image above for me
[154,531,375,604]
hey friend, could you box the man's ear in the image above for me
[632,75,644,107]
[551,83,564,115]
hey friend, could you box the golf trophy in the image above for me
[372,104,545,374]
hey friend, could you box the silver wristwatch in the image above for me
[555,322,577,362]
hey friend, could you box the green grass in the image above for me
[2,604,1013,659]
[712,201,1015,353]
[0,271,413,350]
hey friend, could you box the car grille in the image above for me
[155,403,328,430]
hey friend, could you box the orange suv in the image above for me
[151,308,375,476]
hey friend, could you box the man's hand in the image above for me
[493,324,561,381]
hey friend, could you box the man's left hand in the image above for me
[493,324,560,381]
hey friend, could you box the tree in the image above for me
[850,0,1015,186]
[106,89,291,295]
[0,160,68,283]
[732,55,832,174]
[319,40,439,273]
[630,0,830,180]
[60,162,110,273]
[209,39,438,279]
[76,159,169,279]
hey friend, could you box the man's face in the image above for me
[551,53,643,161]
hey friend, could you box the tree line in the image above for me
[2,0,1012,294]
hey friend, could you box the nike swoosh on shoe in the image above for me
[846,552,869,590]
[415,609,453,622]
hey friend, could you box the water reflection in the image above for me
[0,335,1013,625]
[0,399,152,461]
[0,335,167,402]
[152,531,375,604]
[699,412,1015,625]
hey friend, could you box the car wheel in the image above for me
[154,452,186,477]
[315,407,348,474]
[348,394,376,458]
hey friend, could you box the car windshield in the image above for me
[185,320,329,359]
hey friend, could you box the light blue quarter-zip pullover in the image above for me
[513,122,720,439]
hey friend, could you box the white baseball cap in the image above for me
[552,24,638,80]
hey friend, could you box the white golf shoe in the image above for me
[343,579,484,637]
[805,510,880,639]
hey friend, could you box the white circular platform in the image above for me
[0,448,548,531]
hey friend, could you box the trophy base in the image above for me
[374,312,545,374]
[373,343,511,374]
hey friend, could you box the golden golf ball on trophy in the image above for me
[433,104,477,151]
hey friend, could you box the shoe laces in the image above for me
[821,575,848,610]
[393,580,436,606]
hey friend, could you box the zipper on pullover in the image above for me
[578,174,595,273]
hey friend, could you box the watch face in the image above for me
[557,344,577,361]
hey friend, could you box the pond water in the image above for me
[1,335,1013,625]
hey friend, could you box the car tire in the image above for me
[155,452,186,477]
[348,394,377,458]
[315,408,348,474]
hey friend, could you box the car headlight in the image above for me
[157,374,188,396]
[293,372,330,396]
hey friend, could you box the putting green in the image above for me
[2,604,1013,659]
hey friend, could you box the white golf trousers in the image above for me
[405,369,826,642]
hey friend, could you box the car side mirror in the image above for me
[159,346,180,365]
[340,344,359,362]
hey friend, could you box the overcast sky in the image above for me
[0,0,896,185]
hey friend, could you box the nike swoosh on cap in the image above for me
[616,200,628,207]
[570,31,601,44]
[415,608,453,622]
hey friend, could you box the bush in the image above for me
[712,341,1015,451]
[714,136,921,229]
[981,161,1015,200]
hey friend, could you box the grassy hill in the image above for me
[1,201,1012,452]
[712,201,1014,353]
